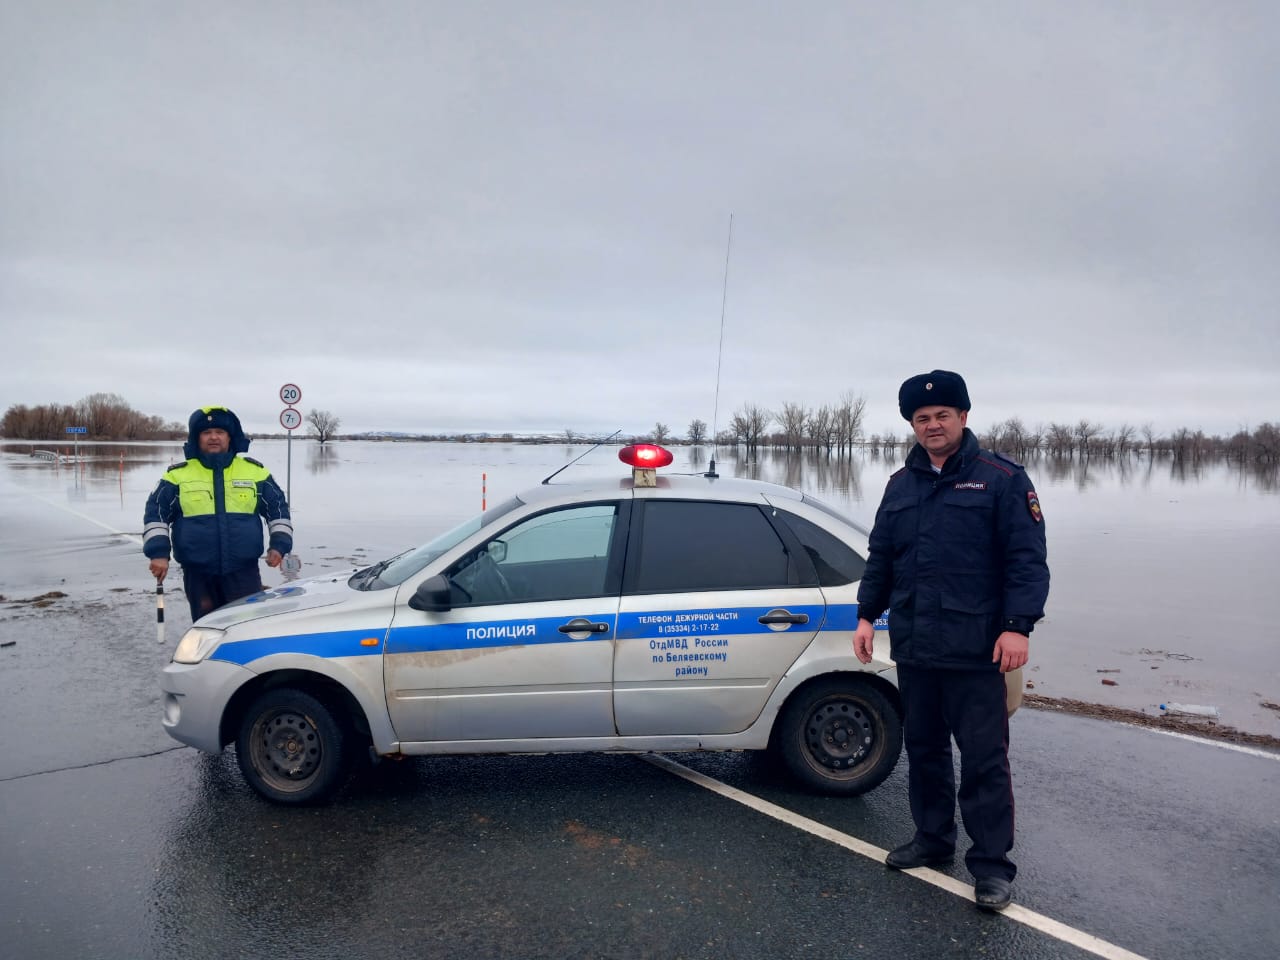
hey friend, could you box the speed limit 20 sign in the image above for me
[280,383,302,431]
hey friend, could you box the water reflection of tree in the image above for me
[725,446,763,481]
[720,447,865,506]
[307,443,339,474]
[1246,462,1279,492]
[1040,454,1085,489]
[997,449,1280,493]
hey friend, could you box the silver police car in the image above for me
[160,444,902,804]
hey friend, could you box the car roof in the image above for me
[518,471,807,508]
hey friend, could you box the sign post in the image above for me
[279,384,302,503]
[65,425,87,461]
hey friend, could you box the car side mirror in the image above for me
[408,574,453,612]
[486,539,507,563]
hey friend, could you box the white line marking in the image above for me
[1136,724,1280,760]
[643,753,1152,960]
[23,492,142,544]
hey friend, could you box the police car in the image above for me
[160,444,902,804]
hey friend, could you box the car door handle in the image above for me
[558,619,611,634]
[758,611,809,625]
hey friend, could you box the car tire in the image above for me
[773,677,902,796]
[236,688,351,805]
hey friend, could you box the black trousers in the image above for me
[897,664,1015,881]
[180,565,264,621]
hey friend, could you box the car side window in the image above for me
[776,510,867,586]
[447,503,618,605]
[629,500,797,593]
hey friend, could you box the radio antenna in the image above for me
[541,429,622,484]
[707,213,733,479]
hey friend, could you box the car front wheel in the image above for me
[773,677,902,795]
[236,688,351,804]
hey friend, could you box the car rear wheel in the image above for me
[236,688,351,805]
[773,677,902,795]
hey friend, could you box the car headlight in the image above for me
[172,627,225,664]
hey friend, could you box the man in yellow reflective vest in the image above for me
[143,405,293,621]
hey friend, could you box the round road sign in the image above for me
[280,408,302,431]
[279,383,302,405]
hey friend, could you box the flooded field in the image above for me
[2,437,1278,738]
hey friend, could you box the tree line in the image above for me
[651,403,1279,464]
[0,394,343,445]
[4,393,1277,464]
[0,394,181,441]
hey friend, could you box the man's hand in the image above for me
[853,619,876,664]
[149,557,169,582]
[992,631,1029,673]
[265,549,284,569]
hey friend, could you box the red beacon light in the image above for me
[618,444,674,469]
[619,444,673,487]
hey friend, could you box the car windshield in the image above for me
[352,495,524,590]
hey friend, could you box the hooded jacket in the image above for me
[142,408,293,574]
[856,428,1049,670]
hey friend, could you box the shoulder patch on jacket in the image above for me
[1027,490,1043,523]
[242,456,264,468]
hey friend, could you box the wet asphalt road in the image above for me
[2,583,1278,960]
[2,479,1279,959]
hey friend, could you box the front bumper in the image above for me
[160,658,257,754]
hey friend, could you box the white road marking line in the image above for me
[643,753,1152,960]
[23,491,142,544]
[1137,725,1280,760]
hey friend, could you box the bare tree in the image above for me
[832,390,867,454]
[1141,422,1157,455]
[806,405,836,452]
[651,422,671,444]
[306,409,341,444]
[686,419,707,445]
[778,402,809,452]
[1025,424,1045,455]
[1045,422,1074,456]
[731,403,771,454]
[77,392,131,437]
[1254,422,1279,462]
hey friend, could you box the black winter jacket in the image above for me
[857,429,1049,670]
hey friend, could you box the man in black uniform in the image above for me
[854,370,1049,911]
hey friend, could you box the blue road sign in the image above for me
[66,426,88,434]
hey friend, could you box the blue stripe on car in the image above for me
[212,629,383,665]
[613,605,826,639]
[827,604,891,631]
[210,603,889,665]
[386,615,617,655]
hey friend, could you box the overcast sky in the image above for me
[3,1,1277,440]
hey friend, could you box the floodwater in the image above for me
[2,437,1278,737]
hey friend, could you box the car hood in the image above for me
[195,570,361,628]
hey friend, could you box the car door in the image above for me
[384,501,626,743]
[613,497,826,736]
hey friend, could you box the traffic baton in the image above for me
[156,578,165,645]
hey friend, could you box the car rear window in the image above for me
[776,509,867,586]
[629,500,798,592]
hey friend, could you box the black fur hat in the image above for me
[184,406,250,458]
[898,370,970,421]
